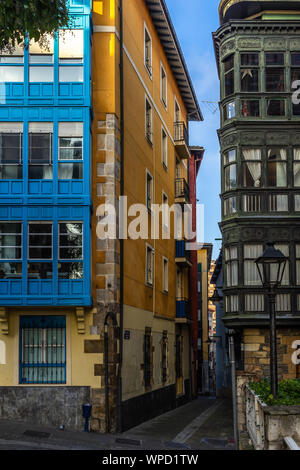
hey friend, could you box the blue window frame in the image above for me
[19,315,66,384]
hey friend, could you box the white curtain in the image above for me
[242,149,261,187]
[276,294,290,312]
[244,244,263,286]
[245,294,264,312]
[294,149,300,186]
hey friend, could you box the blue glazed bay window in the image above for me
[19,315,66,384]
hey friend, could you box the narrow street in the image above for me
[0,398,234,451]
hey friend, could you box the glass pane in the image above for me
[29,55,53,64]
[269,194,288,211]
[0,134,21,164]
[241,69,259,92]
[267,100,285,116]
[29,247,52,259]
[294,163,300,187]
[0,262,22,278]
[58,262,83,279]
[224,102,235,120]
[29,234,52,245]
[225,164,236,190]
[0,165,22,179]
[0,247,21,259]
[241,53,259,66]
[225,70,234,96]
[59,66,83,82]
[292,53,300,66]
[0,57,23,64]
[0,223,21,234]
[295,195,300,211]
[224,149,236,164]
[59,30,83,59]
[0,66,23,82]
[224,55,234,72]
[28,263,53,279]
[59,223,82,235]
[266,69,284,91]
[29,134,52,163]
[29,165,53,179]
[59,247,82,259]
[59,137,83,160]
[241,100,259,117]
[243,162,261,187]
[29,67,53,82]
[58,162,83,179]
[59,234,82,247]
[266,53,284,65]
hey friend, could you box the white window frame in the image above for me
[144,23,152,78]
[146,243,154,287]
[28,221,53,261]
[145,96,153,144]
[161,126,168,168]
[160,62,167,109]
[162,256,168,293]
[146,169,153,212]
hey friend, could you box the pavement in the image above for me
[0,397,234,451]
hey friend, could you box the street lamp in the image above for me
[255,242,287,399]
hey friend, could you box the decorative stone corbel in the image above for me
[75,307,85,334]
[0,307,9,335]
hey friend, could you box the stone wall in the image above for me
[243,328,300,381]
[0,386,90,430]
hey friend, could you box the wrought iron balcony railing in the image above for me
[175,178,190,202]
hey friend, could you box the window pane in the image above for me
[0,262,22,278]
[30,55,53,64]
[29,67,53,82]
[225,70,234,96]
[224,55,234,72]
[59,30,83,59]
[28,263,52,279]
[0,165,22,179]
[292,53,300,66]
[243,194,261,212]
[241,100,259,117]
[241,53,259,66]
[0,66,23,82]
[267,100,285,116]
[58,162,83,179]
[295,195,300,211]
[266,69,284,91]
[29,166,53,179]
[224,101,235,120]
[58,262,83,279]
[59,66,83,82]
[0,134,22,164]
[29,134,52,163]
[59,137,83,160]
[269,194,288,211]
[224,149,236,164]
[0,57,23,64]
[294,162,300,187]
[241,69,259,92]
[245,294,264,312]
[268,149,287,186]
[225,164,236,190]
[266,53,284,65]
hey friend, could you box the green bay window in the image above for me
[19,315,66,384]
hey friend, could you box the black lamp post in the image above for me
[255,242,287,399]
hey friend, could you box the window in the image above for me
[59,223,83,260]
[144,26,152,77]
[269,194,288,212]
[145,98,152,143]
[293,149,300,187]
[0,223,22,278]
[29,35,54,82]
[276,294,291,312]
[162,192,168,228]
[225,246,238,287]
[291,53,300,115]
[245,294,264,312]
[295,195,300,211]
[224,149,236,191]
[0,123,23,179]
[161,128,168,168]
[242,148,261,188]
[161,64,167,107]
[224,196,237,216]
[161,331,168,384]
[28,223,52,259]
[223,101,235,121]
[0,43,24,82]
[175,335,182,379]
[224,54,234,96]
[28,122,53,179]
[267,99,285,116]
[244,244,263,286]
[58,122,83,180]
[240,52,259,92]
[267,148,287,187]
[59,29,83,82]
[265,53,285,92]
[296,244,300,285]
[146,244,154,286]
[243,194,261,212]
[144,328,152,387]
[162,257,168,293]
[28,263,53,279]
[225,295,239,313]
[19,315,66,384]
[146,170,153,211]
[241,100,260,117]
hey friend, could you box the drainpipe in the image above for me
[104,311,117,433]
[118,0,124,434]
[229,329,239,450]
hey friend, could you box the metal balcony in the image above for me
[175,240,192,267]
[175,178,190,204]
[176,298,191,322]
[174,121,190,159]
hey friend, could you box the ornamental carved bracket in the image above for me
[75,307,85,334]
[0,307,9,335]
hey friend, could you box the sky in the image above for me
[165,0,221,259]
